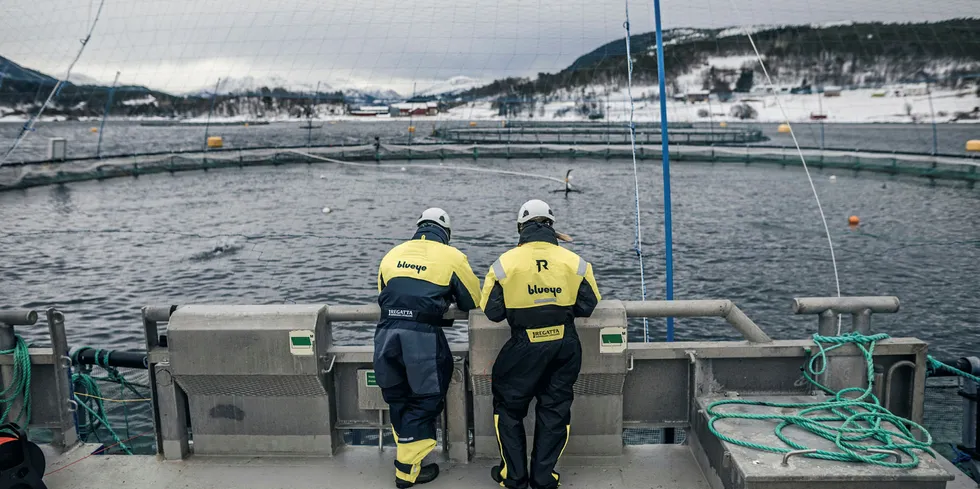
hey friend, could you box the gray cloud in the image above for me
[1,0,972,93]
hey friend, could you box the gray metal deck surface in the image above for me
[42,445,710,489]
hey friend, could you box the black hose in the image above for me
[73,348,148,370]
[930,358,973,377]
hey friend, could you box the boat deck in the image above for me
[42,442,977,489]
[43,445,711,489]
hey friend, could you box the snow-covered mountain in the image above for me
[343,87,401,102]
[185,76,334,96]
[67,72,107,86]
[182,77,402,102]
[419,76,487,97]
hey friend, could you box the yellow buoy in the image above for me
[469,121,477,127]
[967,140,980,152]
[207,136,223,149]
[408,126,416,133]
[719,121,728,128]
[848,215,860,226]
[777,124,791,133]
[89,127,98,133]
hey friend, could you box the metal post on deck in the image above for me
[817,310,836,336]
[959,357,980,452]
[793,297,900,393]
[851,309,872,334]
[46,308,79,450]
[0,310,35,426]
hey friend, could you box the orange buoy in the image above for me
[848,215,860,225]
[408,126,416,133]
[89,127,98,133]
[469,121,477,127]
[777,124,791,133]
[967,140,980,152]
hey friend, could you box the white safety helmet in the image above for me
[517,199,572,242]
[517,199,555,225]
[417,207,452,234]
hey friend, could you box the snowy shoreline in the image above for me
[1,88,978,125]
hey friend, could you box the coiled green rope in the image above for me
[0,335,32,426]
[707,332,934,468]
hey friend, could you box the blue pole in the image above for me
[653,0,675,341]
[97,71,120,159]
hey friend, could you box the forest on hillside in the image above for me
[457,19,980,101]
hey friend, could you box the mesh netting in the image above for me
[3,144,977,192]
[924,377,968,459]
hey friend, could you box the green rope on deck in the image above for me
[707,332,934,468]
[0,335,32,426]
[70,347,147,455]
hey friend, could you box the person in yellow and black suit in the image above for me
[481,199,601,489]
[375,207,482,488]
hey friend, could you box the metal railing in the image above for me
[313,299,770,343]
[1,296,967,472]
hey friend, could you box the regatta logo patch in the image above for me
[388,309,414,318]
[527,284,562,296]
[397,261,427,274]
[527,325,565,343]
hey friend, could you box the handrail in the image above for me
[325,304,405,322]
[621,300,771,343]
[327,300,772,343]
[144,305,178,323]
[0,310,39,326]
[792,297,900,314]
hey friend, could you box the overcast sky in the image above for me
[1,0,972,94]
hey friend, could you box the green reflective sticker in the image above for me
[601,334,624,344]
[366,370,377,387]
[599,327,627,354]
[288,330,315,356]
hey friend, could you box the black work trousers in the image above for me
[491,329,582,489]
[374,320,453,484]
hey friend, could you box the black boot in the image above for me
[491,465,504,485]
[491,464,529,489]
[395,463,439,488]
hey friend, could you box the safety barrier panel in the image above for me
[129,297,928,466]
